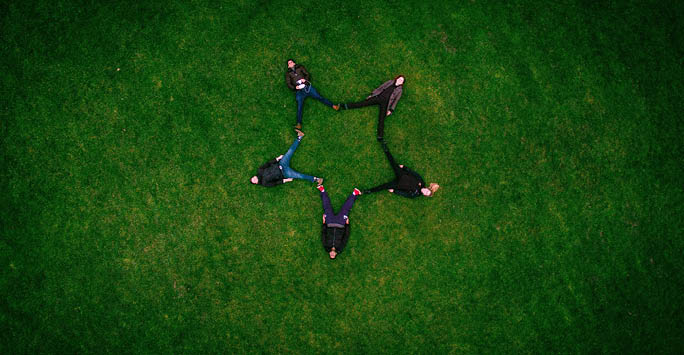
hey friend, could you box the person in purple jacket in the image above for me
[250,129,323,186]
[338,75,404,141]
[317,185,361,259]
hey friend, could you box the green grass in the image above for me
[2,0,683,353]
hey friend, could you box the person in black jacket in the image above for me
[318,185,361,259]
[250,129,323,186]
[339,75,404,140]
[363,140,439,198]
[285,59,339,130]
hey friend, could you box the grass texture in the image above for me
[2,0,683,353]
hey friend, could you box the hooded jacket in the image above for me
[321,223,350,253]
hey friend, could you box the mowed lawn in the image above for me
[2,0,683,353]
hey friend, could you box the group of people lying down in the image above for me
[251,59,439,259]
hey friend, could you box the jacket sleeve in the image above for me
[301,66,310,82]
[393,188,420,198]
[337,225,350,252]
[259,158,278,170]
[321,223,329,251]
[388,86,403,112]
[370,79,394,97]
[285,71,295,90]
[262,178,284,187]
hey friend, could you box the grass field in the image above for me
[2,0,684,353]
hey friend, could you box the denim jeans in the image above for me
[295,84,334,124]
[279,137,316,182]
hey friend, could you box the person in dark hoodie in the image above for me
[285,59,339,130]
[317,185,361,259]
[250,129,323,186]
[338,75,404,141]
[362,140,439,198]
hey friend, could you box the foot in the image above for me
[295,128,305,138]
[332,104,340,111]
[377,136,384,141]
[317,184,325,192]
[353,188,361,196]
[294,123,302,130]
[316,177,324,185]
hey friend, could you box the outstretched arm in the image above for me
[388,86,403,113]
[259,158,279,170]
[337,225,350,253]
[392,188,420,198]
[364,180,397,194]
[301,66,310,82]
[370,79,395,97]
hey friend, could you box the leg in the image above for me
[280,137,317,183]
[280,136,301,168]
[364,181,397,194]
[281,166,316,183]
[377,101,389,139]
[343,96,380,109]
[295,91,306,124]
[338,193,358,218]
[307,86,333,107]
[319,190,335,217]
[381,141,402,177]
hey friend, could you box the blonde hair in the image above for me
[428,183,440,195]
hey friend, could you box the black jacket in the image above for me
[285,65,311,91]
[395,166,425,198]
[321,223,350,253]
[257,159,284,187]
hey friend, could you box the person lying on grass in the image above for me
[362,140,439,198]
[338,75,404,141]
[250,129,323,187]
[285,59,340,130]
[318,185,361,259]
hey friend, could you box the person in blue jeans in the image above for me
[250,129,323,186]
[317,185,361,259]
[285,59,339,130]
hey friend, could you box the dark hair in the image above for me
[394,75,405,85]
[287,58,295,65]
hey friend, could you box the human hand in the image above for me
[399,164,404,168]
[276,154,284,161]
[284,178,294,183]
[296,84,305,90]
[386,110,392,116]
[322,215,326,223]
[388,189,394,193]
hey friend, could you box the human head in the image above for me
[287,59,296,69]
[394,75,405,86]
[329,247,337,259]
[250,176,259,184]
[421,182,440,196]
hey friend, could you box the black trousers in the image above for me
[365,141,401,193]
[344,95,390,138]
